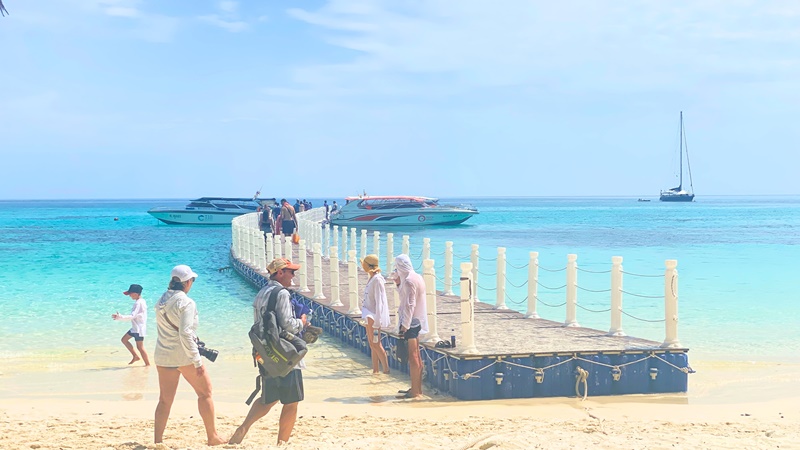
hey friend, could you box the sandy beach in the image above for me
[2,339,799,450]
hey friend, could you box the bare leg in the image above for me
[365,319,380,373]
[121,333,139,364]
[154,366,180,443]
[277,402,298,444]
[229,398,278,444]
[367,319,390,374]
[179,365,225,446]
[407,338,423,397]
[135,340,151,366]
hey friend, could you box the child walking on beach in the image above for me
[112,283,151,366]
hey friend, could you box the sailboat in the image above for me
[659,111,695,202]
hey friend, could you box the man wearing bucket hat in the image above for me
[230,257,308,446]
[112,283,151,366]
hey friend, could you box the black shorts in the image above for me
[262,369,304,405]
[403,325,421,340]
[282,221,296,236]
[126,331,144,342]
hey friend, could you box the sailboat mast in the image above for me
[679,111,684,190]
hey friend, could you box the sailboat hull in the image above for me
[659,193,695,202]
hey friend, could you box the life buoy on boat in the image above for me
[418,215,426,222]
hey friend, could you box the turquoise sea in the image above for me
[1,197,799,377]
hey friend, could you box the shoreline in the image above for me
[2,338,799,449]
[2,359,798,449]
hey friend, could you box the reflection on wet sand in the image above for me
[121,366,149,401]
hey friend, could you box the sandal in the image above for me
[434,340,452,349]
[396,391,415,399]
[397,389,410,394]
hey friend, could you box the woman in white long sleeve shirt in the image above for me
[361,254,391,374]
[153,265,224,447]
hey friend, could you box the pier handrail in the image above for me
[235,210,683,348]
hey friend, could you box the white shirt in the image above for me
[114,298,147,336]
[154,290,202,368]
[398,271,429,334]
[362,273,391,329]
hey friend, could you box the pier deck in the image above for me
[232,247,690,400]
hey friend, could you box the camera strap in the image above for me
[161,309,180,332]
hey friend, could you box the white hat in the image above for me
[171,264,198,282]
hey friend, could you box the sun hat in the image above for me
[123,284,143,295]
[171,264,199,282]
[361,254,380,271]
[267,258,301,274]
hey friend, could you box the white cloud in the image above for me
[103,6,140,18]
[218,0,238,14]
[277,0,800,99]
[198,14,248,32]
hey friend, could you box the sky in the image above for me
[1,0,799,199]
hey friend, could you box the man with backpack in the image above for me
[229,258,307,445]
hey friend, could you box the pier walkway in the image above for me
[230,208,692,400]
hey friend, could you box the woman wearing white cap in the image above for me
[153,265,225,446]
[361,254,391,374]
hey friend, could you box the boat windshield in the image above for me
[356,197,439,210]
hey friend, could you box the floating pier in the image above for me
[230,209,692,400]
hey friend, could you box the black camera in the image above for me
[196,339,219,362]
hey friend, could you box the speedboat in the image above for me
[148,196,275,225]
[330,196,478,226]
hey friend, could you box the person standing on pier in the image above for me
[229,257,307,446]
[112,283,150,366]
[394,254,428,398]
[280,199,298,237]
[361,254,391,374]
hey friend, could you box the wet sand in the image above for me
[1,337,799,449]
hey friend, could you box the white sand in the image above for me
[1,341,799,449]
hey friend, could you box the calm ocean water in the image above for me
[1,197,798,373]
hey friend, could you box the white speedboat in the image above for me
[330,196,478,227]
[148,197,275,225]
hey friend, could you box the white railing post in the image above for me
[313,243,325,300]
[350,227,357,257]
[422,259,440,343]
[284,235,293,263]
[373,231,380,260]
[459,262,478,354]
[243,227,251,265]
[298,239,310,293]
[360,229,367,262]
[402,235,410,257]
[259,231,267,271]
[324,224,331,258]
[662,259,681,348]
[444,241,454,295]
[609,256,625,336]
[565,254,579,327]
[245,227,256,266]
[386,233,394,274]
[265,231,274,264]
[470,244,480,302]
[341,226,348,262]
[526,252,539,318]
[347,250,361,315]
[496,247,508,310]
[422,238,430,262]
[231,223,236,258]
[274,235,282,259]
[329,246,342,306]
[333,225,339,254]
